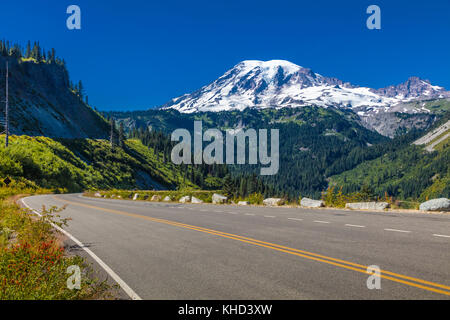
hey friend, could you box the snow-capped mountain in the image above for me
[161,60,449,113]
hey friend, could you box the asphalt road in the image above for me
[22,194,450,300]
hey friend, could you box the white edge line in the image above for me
[345,224,366,228]
[313,220,330,224]
[384,228,411,233]
[21,197,142,300]
[433,234,450,238]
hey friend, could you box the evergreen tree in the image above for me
[222,174,234,198]
[26,41,31,58]
[77,80,84,98]
[118,122,125,148]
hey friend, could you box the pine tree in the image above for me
[50,48,56,63]
[77,80,84,98]
[118,122,125,148]
[222,174,234,198]
[26,41,31,58]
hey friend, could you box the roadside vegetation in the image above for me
[0,186,111,299]
[88,186,420,210]
[0,135,204,192]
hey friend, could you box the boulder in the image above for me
[151,195,162,202]
[419,198,450,212]
[179,196,191,203]
[132,193,139,201]
[94,192,102,197]
[263,198,284,206]
[238,201,250,206]
[163,196,172,202]
[212,193,227,204]
[191,196,203,204]
[345,202,390,210]
[300,197,324,208]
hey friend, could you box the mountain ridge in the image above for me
[161,59,450,114]
[0,53,110,139]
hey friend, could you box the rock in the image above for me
[419,198,450,211]
[151,195,162,202]
[263,198,284,206]
[163,196,172,202]
[191,196,203,204]
[179,196,191,203]
[212,193,227,204]
[345,202,390,210]
[94,192,102,197]
[110,195,115,198]
[238,201,250,206]
[132,193,139,201]
[300,197,324,208]
[117,196,122,199]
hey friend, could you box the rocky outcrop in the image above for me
[419,198,450,212]
[238,201,250,206]
[300,198,324,208]
[212,193,227,204]
[191,196,203,204]
[371,77,449,100]
[151,195,162,201]
[0,56,110,138]
[263,198,284,206]
[94,192,102,197]
[345,202,390,210]
[179,196,190,203]
[163,196,172,202]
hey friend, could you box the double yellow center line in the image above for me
[55,196,450,297]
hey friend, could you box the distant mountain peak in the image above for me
[372,76,447,100]
[161,59,449,113]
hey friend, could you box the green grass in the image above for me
[0,135,199,192]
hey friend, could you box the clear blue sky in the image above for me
[1,0,449,111]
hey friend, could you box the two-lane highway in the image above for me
[22,194,450,299]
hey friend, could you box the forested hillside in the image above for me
[330,113,450,201]
[110,107,391,198]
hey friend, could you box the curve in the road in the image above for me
[53,195,450,297]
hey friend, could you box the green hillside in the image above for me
[330,115,450,201]
[0,135,201,192]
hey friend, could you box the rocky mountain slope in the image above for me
[0,55,109,138]
[413,119,450,152]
